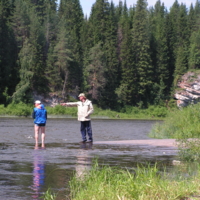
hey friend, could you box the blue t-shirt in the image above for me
[32,104,47,125]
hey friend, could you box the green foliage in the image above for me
[150,103,200,139]
[132,0,154,105]
[69,161,200,200]
[149,103,200,161]
[0,103,32,116]
[188,30,200,69]
[0,0,200,109]
[46,105,77,116]
[0,0,18,104]
[83,42,106,101]
[41,188,56,200]
[0,102,169,119]
[145,105,168,118]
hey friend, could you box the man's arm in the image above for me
[60,102,79,107]
[87,102,94,116]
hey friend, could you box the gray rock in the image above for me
[175,71,200,107]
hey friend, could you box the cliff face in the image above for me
[174,71,200,107]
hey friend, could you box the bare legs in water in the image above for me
[34,125,45,149]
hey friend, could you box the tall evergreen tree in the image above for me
[53,19,73,99]
[188,4,195,35]
[88,0,110,46]
[13,1,49,102]
[116,1,136,105]
[188,27,200,69]
[83,42,106,101]
[173,4,189,83]
[100,1,119,108]
[149,0,171,104]
[0,0,18,104]
[132,0,153,106]
[58,0,84,91]
[12,39,34,102]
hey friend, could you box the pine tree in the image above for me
[12,1,49,102]
[0,0,18,104]
[58,0,84,91]
[188,28,200,69]
[12,39,34,103]
[116,1,136,105]
[53,19,73,99]
[149,0,171,104]
[88,0,110,46]
[173,4,190,84]
[100,1,119,109]
[132,0,153,106]
[188,4,195,35]
[83,42,106,101]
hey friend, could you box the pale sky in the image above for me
[80,0,196,16]
[57,0,197,16]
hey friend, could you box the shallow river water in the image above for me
[0,118,178,200]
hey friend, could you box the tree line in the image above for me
[0,0,200,109]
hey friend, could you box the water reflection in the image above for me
[75,143,93,178]
[31,146,45,200]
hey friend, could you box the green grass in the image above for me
[0,102,32,117]
[46,162,200,200]
[0,103,168,119]
[149,103,200,161]
[149,103,200,139]
[41,188,56,200]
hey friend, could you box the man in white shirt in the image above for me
[61,93,94,143]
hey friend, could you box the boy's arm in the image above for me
[32,109,35,119]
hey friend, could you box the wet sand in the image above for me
[94,139,178,147]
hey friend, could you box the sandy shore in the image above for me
[94,139,178,148]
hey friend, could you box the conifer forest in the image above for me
[0,0,200,109]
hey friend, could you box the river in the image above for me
[0,118,177,200]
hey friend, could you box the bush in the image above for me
[0,104,6,115]
[6,102,32,116]
[146,105,168,118]
[149,103,200,161]
[46,105,77,116]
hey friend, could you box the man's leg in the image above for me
[86,121,93,142]
[34,124,39,145]
[41,126,45,147]
[80,122,87,142]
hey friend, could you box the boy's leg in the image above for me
[34,124,39,145]
[86,121,93,142]
[41,126,45,147]
[80,122,87,142]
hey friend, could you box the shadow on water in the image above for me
[0,118,178,200]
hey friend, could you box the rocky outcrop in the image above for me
[175,71,200,107]
[33,92,62,107]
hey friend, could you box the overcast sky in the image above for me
[57,0,197,16]
[80,0,196,16]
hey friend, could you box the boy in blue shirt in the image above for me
[32,100,47,148]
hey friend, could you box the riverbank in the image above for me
[0,103,168,120]
[66,162,200,200]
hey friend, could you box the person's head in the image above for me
[78,93,86,102]
[34,100,41,107]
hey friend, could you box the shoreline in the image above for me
[0,115,163,121]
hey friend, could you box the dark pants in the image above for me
[80,121,93,142]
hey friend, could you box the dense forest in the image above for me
[0,0,200,109]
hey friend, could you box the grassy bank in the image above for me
[0,103,168,119]
[43,162,200,200]
[149,103,200,161]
